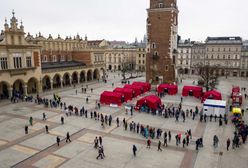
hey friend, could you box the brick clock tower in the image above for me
[146,0,178,84]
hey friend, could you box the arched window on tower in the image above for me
[152,43,156,49]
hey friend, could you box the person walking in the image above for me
[101,145,105,158]
[168,131,171,142]
[182,138,186,148]
[163,131,168,146]
[213,135,219,148]
[61,116,64,125]
[29,116,33,126]
[133,145,137,157]
[158,140,162,151]
[45,125,49,134]
[25,125,28,134]
[116,117,119,127]
[109,115,112,126]
[56,136,60,146]
[227,138,231,151]
[66,132,71,143]
[96,146,103,160]
[94,137,99,149]
[99,136,102,146]
[147,139,151,149]
[43,113,47,121]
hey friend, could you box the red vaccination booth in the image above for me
[132,82,151,92]
[124,84,142,97]
[202,90,222,103]
[135,95,162,110]
[157,84,178,95]
[182,86,203,98]
[232,86,240,94]
[113,87,133,102]
[100,91,124,106]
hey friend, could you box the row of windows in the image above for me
[0,56,32,70]
[191,55,240,60]
[42,42,86,51]
[42,55,66,63]
[138,54,145,58]
[207,55,240,59]
[178,60,189,65]
[207,47,240,52]
[138,60,145,64]
[95,55,104,62]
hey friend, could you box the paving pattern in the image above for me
[0,73,247,168]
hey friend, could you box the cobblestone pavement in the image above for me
[0,72,247,168]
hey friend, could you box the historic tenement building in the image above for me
[0,12,105,98]
[204,37,242,77]
[190,42,206,75]
[146,0,178,84]
[105,47,136,71]
[241,42,248,77]
[176,39,193,75]
[136,47,146,72]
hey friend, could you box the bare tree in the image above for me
[121,61,135,80]
[194,63,219,91]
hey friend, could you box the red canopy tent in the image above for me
[157,84,178,95]
[135,95,162,110]
[132,82,151,92]
[232,86,240,94]
[113,87,133,102]
[182,86,203,98]
[201,90,222,103]
[100,91,124,106]
[124,84,142,97]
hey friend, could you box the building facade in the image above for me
[241,45,248,77]
[0,12,106,98]
[105,48,136,71]
[205,37,242,77]
[176,40,193,75]
[191,42,206,75]
[135,47,146,72]
[0,11,42,98]
[146,0,178,84]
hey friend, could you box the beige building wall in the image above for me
[0,12,42,98]
[105,48,136,71]
[135,47,146,72]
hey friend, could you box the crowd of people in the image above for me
[14,78,247,160]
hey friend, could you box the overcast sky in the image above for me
[0,0,247,42]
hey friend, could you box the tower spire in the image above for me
[12,9,15,17]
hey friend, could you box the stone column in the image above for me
[8,86,13,98]
[77,74,80,84]
[50,81,53,90]
[60,78,63,88]
[69,77,72,86]
[23,84,28,96]
[37,82,42,94]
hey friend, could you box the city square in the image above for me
[1,0,248,168]
[0,72,247,168]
